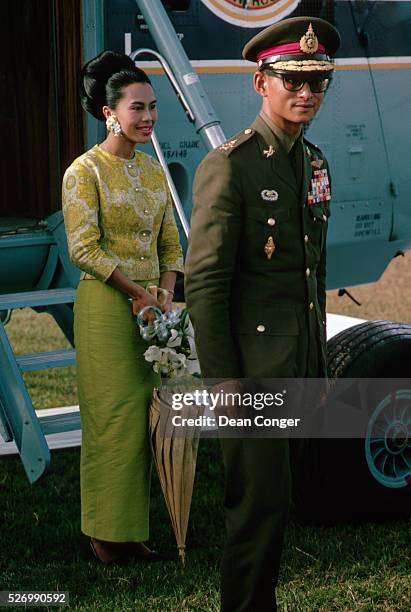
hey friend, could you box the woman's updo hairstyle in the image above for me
[80,50,152,120]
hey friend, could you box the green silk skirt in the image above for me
[74,279,159,541]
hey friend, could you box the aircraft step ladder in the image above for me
[0,288,80,483]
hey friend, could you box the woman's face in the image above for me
[108,82,157,144]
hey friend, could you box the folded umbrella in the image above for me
[149,385,203,563]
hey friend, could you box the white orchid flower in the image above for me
[144,345,163,363]
[167,329,183,348]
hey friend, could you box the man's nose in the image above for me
[298,82,314,99]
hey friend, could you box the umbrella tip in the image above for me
[178,545,186,565]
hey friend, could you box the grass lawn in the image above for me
[0,309,410,611]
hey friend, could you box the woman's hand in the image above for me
[158,271,177,314]
[161,299,173,314]
[130,287,161,322]
[105,269,162,322]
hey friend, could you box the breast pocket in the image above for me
[307,204,329,252]
[233,306,301,377]
[243,206,290,266]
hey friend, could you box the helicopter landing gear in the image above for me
[291,321,411,524]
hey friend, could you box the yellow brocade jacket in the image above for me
[62,145,184,282]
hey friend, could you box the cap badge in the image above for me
[264,236,276,260]
[263,145,275,158]
[261,189,278,202]
[300,23,319,55]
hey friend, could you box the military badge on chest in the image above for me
[306,147,331,206]
[307,168,331,206]
[260,189,279,259]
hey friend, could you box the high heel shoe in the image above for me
[90,538,162,564]
[127,542,162,562]
[89,538,131,566]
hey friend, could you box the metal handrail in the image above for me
[130,48,195,123]
[151,131,190,238]
[130,48,191,237]
[134,0,226,151]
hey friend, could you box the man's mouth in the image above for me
[294,103,315,109]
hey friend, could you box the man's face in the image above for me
[254,70,325,133]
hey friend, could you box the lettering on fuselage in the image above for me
[346,124,367,142]
[160,140,200,160]
[354,213,382,238]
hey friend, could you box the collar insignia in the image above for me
[263,145,275,158]
[300,23,319,55]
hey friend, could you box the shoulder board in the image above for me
[217,128,256,156]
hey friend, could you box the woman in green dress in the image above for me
[62,51,183,564]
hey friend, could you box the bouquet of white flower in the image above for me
[137,306,199,378]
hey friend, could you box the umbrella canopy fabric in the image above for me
[149,386,203,563]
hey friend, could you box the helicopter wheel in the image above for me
[291,320,411,524]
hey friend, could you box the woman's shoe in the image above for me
[89,538,131,566]
[126,541,161,562]
[90,538,162,564]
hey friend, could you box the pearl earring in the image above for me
[106,115,122,137]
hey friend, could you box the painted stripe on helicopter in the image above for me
[135,57,411,74]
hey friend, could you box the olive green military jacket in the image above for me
[185,115,331,379]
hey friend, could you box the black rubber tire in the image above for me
[291,320,411,524]
[327,320,411,378]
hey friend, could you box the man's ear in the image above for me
[253,71,267,97]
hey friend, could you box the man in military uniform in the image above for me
[185,16,341,612]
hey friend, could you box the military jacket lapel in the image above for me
[251,116,298,196]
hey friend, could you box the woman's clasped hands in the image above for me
[130,284,172,322]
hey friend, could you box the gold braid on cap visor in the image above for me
[259,55,335,72]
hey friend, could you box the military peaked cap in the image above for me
[243,16,341,73]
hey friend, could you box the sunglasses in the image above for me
[264,70,332,93]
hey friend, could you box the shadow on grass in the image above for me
[0,440,224,611]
